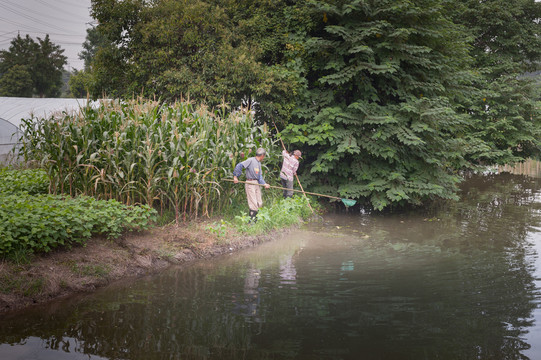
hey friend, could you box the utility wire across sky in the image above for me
[0,0,93,71]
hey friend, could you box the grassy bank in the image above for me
[0,195,315,315]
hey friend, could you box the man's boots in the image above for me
[249,210,258,223]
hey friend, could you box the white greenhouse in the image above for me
[0,97,91,163]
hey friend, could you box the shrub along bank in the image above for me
[235,195,315,234]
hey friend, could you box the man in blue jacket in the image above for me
[233,148,271,222]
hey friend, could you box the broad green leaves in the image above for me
[0,168,156,257]
[0,168,49,195]
[0,193,156,256]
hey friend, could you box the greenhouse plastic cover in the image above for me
[0,97,91,156]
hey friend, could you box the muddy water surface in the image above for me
[1,173,541,359]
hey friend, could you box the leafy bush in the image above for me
[0,193,157,257]
[0,168,49,195]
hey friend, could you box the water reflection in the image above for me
[1,173,541,359]
[499,159,541,178]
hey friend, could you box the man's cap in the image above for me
[293,150,302,158]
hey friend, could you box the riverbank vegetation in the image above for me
[74,0,539,210]
[0,165,313,313]
[1,97,315,264]
[0,160,314,311]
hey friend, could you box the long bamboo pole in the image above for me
[272,122,314,213]
[223,178,343,200]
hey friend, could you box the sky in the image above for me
[0,0,94,71]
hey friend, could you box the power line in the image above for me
[3,0,90,25]
[0,30,18,38]
[20,31,86,37]
[0,38,86,50]
[0,30,86,38]
[0,3,72,34]
[47,0,91,9]
[0,33,86,47]
[0,16,47,34]
[33,0,92,20]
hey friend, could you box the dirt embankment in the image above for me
[0,223,288,315]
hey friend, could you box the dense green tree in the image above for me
[33,35,68,97]
[448,0,540,76]
[66,27,106,99]
[135,0,264,105]
[69,69,94,98]
[88,0,144,98]
[0,34,67,98]
[447,0,541,164]
[0,64,33,97]
[281,0,474,209]
[218,0,317,121]
[0,34,39,76]
[89,0,303,106]
[79,26,109,71]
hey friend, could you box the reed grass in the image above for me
[19,98,278,222]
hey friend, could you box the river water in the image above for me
[1,172,541,360]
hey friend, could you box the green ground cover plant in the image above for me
[0,193,156,258]
[0,168,49,195]
[0,167,157,259]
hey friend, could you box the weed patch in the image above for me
[23,278,44,296]
[70,263,110,278]
[234,195,317,234]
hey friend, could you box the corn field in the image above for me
[19,98,278,221]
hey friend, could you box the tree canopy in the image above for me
[280,0,475,209]
[0,34,67,98]
[82,0,540,209]
[447,0,541,165]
